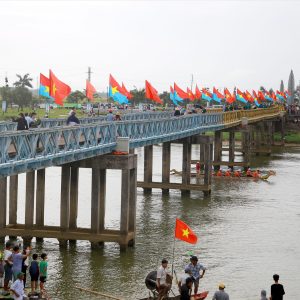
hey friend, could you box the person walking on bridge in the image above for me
[67,111,80,126]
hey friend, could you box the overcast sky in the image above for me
[0,0,299,93]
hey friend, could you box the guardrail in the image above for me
[0,107,283,177]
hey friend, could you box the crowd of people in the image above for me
[0,241,48,299]
[156,256,285,300]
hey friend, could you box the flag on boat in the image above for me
[195,85,202,100]
[39,73,52,99]
[212,87,224,103]
[86,80,96,101]
[145,80,163,104]
[175,218,198,244]
[49,70,71,106]
[174,83,189,100]
[122,83,133,100]
[109,74,129,105]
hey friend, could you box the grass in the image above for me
[274,131,300,144]
[0,108,87,121]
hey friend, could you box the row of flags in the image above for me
[39,70,290,106]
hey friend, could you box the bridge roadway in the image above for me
[0,107,283,178]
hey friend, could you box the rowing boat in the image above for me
[139,291,209,300]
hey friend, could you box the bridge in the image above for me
[0,106,285,250]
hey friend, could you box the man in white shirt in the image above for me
[156,259,172,300]
[3,242,12,292]
[10,272,26,300]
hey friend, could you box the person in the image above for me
[29,254,39,293]
[66,111,80,126]
[9,246,30,281]
[0,250,4,288]
[68,107,76,116]
[174,107,181,117]
[10,272,26,300]
[185,256,206,295]
[114,113,122,121]
[156,258,171,300]
[216,169,223,177]
[3,241,13,292]
[15,113,28,131]
[234,169,241,177]
[39,253,48,293]
[260,289,268,300]
[212,283,229,300]
[178,267,192,292]
[180,277,193,300]
[246,168,252,177]
[21,249,29,288]
[106,109,114,121]
[24,113,33,128]
[224,169,231,177]
[270,274,285,300]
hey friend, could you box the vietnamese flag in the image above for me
[195,85,202,99]
[174,83,189,100]
[86,80,96,101]
[224,88,235,104]
[187,87,195,101]
[175,218,198,244]
[145,80,163,104]
[49,70,71,106]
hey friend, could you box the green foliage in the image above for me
[260,86,266,93]
[11,87,32,110]
[66,90,86,103]
[130,88,145,105]
[13,73,33,88]
[0,86,13,108]
[159,91,171,105]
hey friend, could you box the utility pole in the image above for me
[87,66,92,81]
[191,74,194,90]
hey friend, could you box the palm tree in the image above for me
[13,73,33,88]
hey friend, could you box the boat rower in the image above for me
[246,168,252,177]
[224,169,231,177]
[234,170,241,177]
[216,170,223,177]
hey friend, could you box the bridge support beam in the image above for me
[9,175,18,226]
[162,142,171,195]
[36,169,45,242]
[181,138,192,195]
[143,145,153,193]
[214,131,222,170]
[0,177,7,245]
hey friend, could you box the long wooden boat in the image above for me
[139,291,209,300]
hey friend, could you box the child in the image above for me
[39,253,48,293]
[10,272,26,300]
[29,254,39,293]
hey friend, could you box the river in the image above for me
[12,144,300,299]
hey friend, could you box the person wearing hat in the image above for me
[106,109,114,121]
[212,283,229,300]
[156,259,172,300]
[185,256,206,295]
[10,272,26,300]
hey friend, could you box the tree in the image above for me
[13,73,33,88]
[66,90,86,103]
[11,86,32,110]
[130,88,145,106]
[159,91,171,106]
[0,86,13,109]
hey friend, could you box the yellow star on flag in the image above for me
[182,228,190,238]
[112,86,118,95]
[52,84,57,95]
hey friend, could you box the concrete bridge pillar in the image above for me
[162,142,171,195]
[214,131,222,170]
[181,137,192,195]
[229,131,235,164]
[35,169,45,243]
[0,177,7,245]
[143,145,153,193]
[241,130,251,170]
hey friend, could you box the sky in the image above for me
[0,0,299,93]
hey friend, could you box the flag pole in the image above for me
[171,226,176,277]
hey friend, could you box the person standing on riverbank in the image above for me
[39,253,48,294]
[270,274,285,300]
[185,256,206,295]
[156,259,171,300]
[212,283,229,300]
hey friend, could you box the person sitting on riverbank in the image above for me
[10,272,26,300]
[156,259,171,300]
[66,111,80,126]
[212,283,229,300]
[260,289,268,300]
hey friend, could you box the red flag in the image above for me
[40,73,50,87]
[109,74,126,94]
[245,90,254,103]
[213,87,224,99]
[145,80,163,104]
[49,70,71,106]
[86,80,96,101]
[258,91,265,101]
[195,85,202,99]
[122,82,132,99]
[175,218,198,244]
[174,83,189,99]
[170,85,175,94]
[187,87,195,101]
[224,88,235,104]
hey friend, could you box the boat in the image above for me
[139,291,209,300]
[170,169,276,181]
